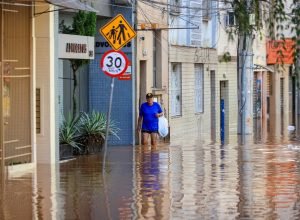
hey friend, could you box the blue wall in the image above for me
[89,6,134,145]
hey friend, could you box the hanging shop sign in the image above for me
[267,39,295,64]
[58,34,95,59]
[100,50,129,77]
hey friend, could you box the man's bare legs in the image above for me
[141,132,158,147]
[150,133,158,146]
[142,132,150,146]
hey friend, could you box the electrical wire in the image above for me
[139,0,223,50]
[137,4,170,55]
[138,0,202,29]
[0,0,133,8]
[139,0,229,19]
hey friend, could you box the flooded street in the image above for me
[1,141,300,219]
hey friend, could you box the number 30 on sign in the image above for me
[100,50,129,78]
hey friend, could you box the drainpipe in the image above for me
[0,8,3,175]
[296,16,300,138]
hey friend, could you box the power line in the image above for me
[139,0,231,18]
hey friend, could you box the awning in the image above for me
[253,64,274,73]
[46,0,98,13]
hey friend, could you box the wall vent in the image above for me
[36,88,41,134]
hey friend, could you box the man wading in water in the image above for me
[137,93,163,146]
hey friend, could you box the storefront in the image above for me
[0,0,100,175]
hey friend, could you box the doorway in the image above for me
[0,2,32,170]
[220,81,228,144]
[210,70,216,142]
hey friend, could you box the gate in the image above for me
[0,2,31,171]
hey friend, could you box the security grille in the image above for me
[1,2,32,166]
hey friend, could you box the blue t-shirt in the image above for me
[139,102,162,132]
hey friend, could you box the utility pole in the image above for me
[237,1,254,143]
[132,0,137,146]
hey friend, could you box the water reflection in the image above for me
[0,142,299,219]
[134,146,170,219]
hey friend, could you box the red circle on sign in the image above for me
[100,50,129,78]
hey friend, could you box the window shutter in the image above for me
[190,1,202,46]
[171,64,182,116]
[195,64,204,113]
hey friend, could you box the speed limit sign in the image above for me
[100,50,129,77]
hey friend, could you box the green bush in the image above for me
[59,113,82,151]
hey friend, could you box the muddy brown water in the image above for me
[0,141,300,219]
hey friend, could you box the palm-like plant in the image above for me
[59,113,82,151]
[78,111,120,153]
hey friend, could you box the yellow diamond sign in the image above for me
[100,14,136,51]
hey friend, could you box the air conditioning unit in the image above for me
[225,11,236,27]
[170,0,181,15]
[202,0,211,21]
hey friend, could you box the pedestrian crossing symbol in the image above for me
[100,14,136,51]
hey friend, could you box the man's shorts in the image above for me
[142,130,158,134]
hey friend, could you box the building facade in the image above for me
[0,0,61,168]
[168,0,221,144]
[0,0,114,172]
[215,3,239,144]
[135,0,169,144]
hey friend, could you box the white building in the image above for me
[169,0,228,144]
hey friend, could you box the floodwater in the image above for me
[1,140,300,220]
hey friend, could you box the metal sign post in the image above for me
[100,50,129,170]
[99,13,136,170]
[103,77,115,169]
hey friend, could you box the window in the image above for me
[225,11,236,27]
[153,30,162,88]
[195,64,204,113]
[190,1,202,46]
[171,63,182,116]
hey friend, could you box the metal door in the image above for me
[0,2,31,169]
[210,70,216,142]
[220,99,225,144]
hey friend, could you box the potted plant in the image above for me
[59,114,82,160]
[78,111,120,154]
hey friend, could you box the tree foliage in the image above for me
[224,0,299,84]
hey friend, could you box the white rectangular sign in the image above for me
[58,34,95,59]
